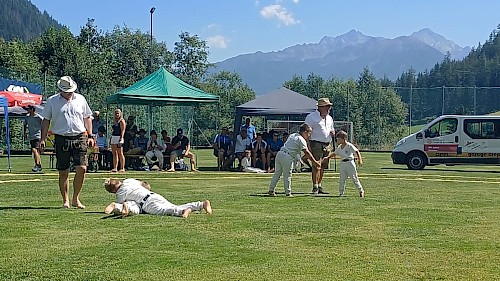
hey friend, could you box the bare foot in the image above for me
[72,200,86,209]
[118,169,125,173]
[63,202,70,209]
[181,208,192,218]
[203,200,213,215]
[121,202,129,217]
[166,168,175,172]
[104,202,116,214]
[190,169,199,172]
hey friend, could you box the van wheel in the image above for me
[406,152,426,170]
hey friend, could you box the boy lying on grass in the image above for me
[104,178,212,218]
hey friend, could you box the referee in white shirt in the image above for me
[305,97,335,195]
[40,76,95,209]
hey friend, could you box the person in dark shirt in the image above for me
[212,126,233,170]
[166,128,197,172]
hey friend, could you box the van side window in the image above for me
[428,118,458,138]
[464,120,500,139]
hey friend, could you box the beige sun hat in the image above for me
[316,97,332,107]
[57,76,77,93]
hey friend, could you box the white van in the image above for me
[392,115,500,169]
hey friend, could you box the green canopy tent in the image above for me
[106,66,219,135]
[106,67,220,168]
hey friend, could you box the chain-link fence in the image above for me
[368,86,500,149]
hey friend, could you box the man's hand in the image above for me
[87,137,95,148]
[312,160,321,169]
[329,130,336,137]
[358,158,363,166]
[39,140,46,153]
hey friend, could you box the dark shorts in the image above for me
[55,134,88,170]
[310,140,332,168]
[30,139,40,149]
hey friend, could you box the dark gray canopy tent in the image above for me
[233,87,317,135]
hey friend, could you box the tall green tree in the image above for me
[197,71,255,139]
[172,32,213,85]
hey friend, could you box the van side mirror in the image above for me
[424,129,430,138]
[416,132,423,139]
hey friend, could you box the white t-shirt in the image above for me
[241,157,251,168]
[334,142,358,160]
[115,178,151,204]
[305,110,335,143]
[41,93,92,136]
[147,138,165,152]
[235,134,252,153]
[281,133,308,156]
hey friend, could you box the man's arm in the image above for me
[39,119,50,153]
[84,116,95,146]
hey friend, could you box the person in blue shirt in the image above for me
[134,129,149,155]
[212,126,233,170]
[266,131,284,172]
[241,117,256,141]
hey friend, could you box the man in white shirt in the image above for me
[234,129,252,168]
[305,97,335,195]
[40,76,94,209]
[104,178,213,218]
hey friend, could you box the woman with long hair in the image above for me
[110,109,126,172]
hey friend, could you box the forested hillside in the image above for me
[395,25,500,121]
[0,0,63,41]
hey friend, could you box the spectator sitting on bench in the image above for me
[252,133,267,169]
[266,131,284,173]
[212,126,233,170]
[161,130,174,166]
[128,128,148,155]
[166,128,197,172]
[145,130,165,170]
[234,128,252,169]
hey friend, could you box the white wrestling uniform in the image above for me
[334,142,364,196]
[112,178,204,216]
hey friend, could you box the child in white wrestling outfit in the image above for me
[104,178,212,218]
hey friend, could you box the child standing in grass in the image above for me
[104,178,212,218]
[323,130,365,198]
[268,124,321,197]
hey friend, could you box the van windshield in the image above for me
[428,118,458,138]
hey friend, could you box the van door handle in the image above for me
[455,136,459,143]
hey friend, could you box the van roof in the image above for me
[439,115,500,119]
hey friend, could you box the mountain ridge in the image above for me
[214,29,471,95]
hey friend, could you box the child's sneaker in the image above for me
[285,193,294,197]
[268,191,277,197]
[359,191,365,198]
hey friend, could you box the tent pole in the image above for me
[5,105,11,172]
[148,104,153,133]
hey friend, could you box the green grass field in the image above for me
[0,150,499,280]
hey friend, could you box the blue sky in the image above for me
[30,0,500,63]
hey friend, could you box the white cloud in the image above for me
[291,0,299,3]
[207,35,229,49]
[260,4,299,26]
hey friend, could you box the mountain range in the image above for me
[213,29,472,95]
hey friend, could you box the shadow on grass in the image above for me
[0,206,62,210]
[250,193,338,198]
[382,167,500,173]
